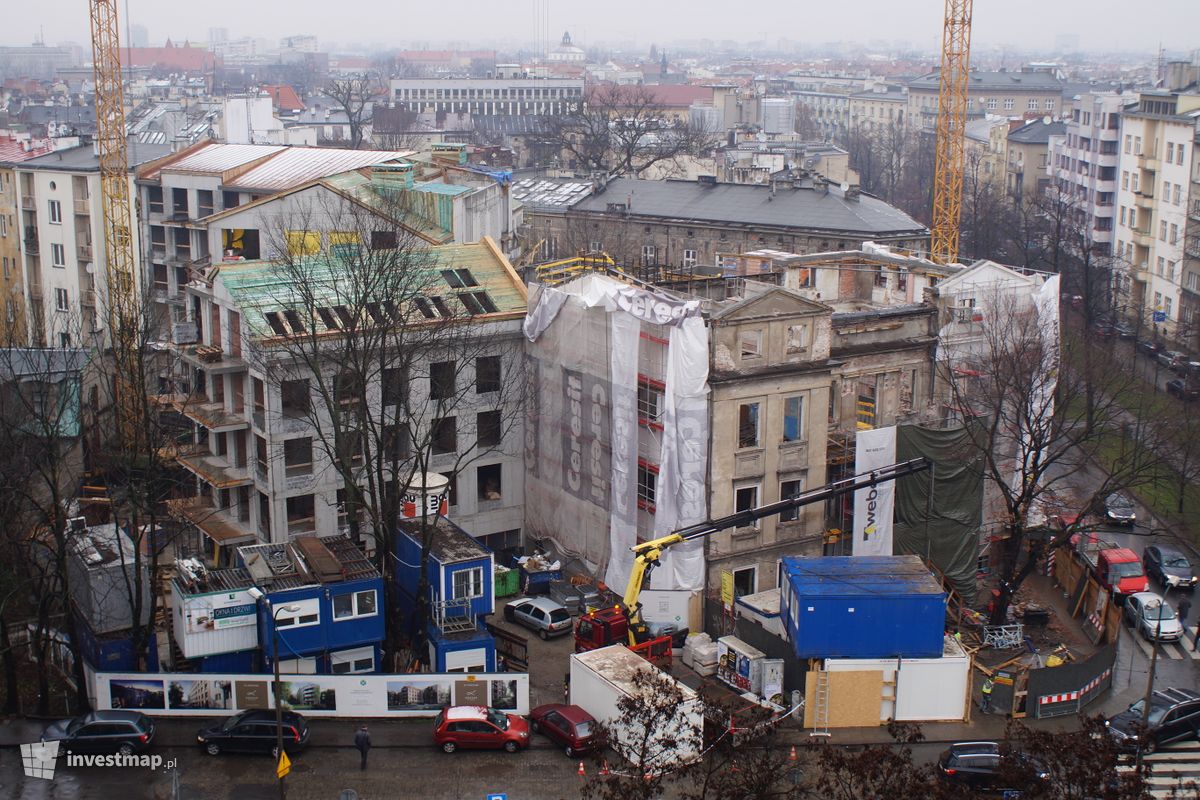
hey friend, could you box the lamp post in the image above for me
[1140,579,1178,728]
[248,587,300,800]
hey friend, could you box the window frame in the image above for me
[737,401,760,449]
[451,567,485,601]
[332,589,378,621]
[782,395,805,443]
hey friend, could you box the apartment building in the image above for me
[0,137,57,343]
[848,86,907,133]
[389,76,583,117]
[792,90,850,141]
[14,140,172,348]
[1047,92,1125,257]
[1111,90,1200,342]
[906,70,1064,132]
[964,116,1010,191]
[1006,119,1064,201]
[1181,129,1200,350]
[165,237,526,564]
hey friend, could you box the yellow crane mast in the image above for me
[930,0,974,265]
[88,0,142,449]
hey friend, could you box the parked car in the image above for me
[434,706,530,753]
[1123,591,1184,642]
[1143,545,1197,590]
[41,711,155,755]
[504,597,573,639]
[1107,688,1200,753]
[1103,493,1137,526]
[936,741,1048,792]
[196,710,310,756]
[1139,339,1163,357]
[1167,379,1200,401]
[1114,322,1137,340]
[1091,320,1117,338]
[1158,350,1187,369]
[529,704,599,757]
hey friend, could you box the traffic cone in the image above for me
[578,761,586,777]
[599,761,610,776]
[789,745,798,762]
[729,759,740,773]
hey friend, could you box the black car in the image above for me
[1166,379,1200,401]
[197,710,310,756]
[41,711,155,755]
[1091,321,1117,338]
[1107,687,1200,754]
[1114,322,1136,340]
[1104,493,1137,526]
[1143,545,1197,590]
[1139,340,1164,357]
[936,741,1048,792]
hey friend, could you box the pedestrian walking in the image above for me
[354,724,371,770]
[980,677,995,714]
[1193,619,1200,652]
[1176,596,1191,626]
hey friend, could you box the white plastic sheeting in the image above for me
[523,275,710,592]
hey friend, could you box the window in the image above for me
[637,462,658,511]
[330,646,376,674]
[1045,99,1054,111]
[451,567,484,600]
[682,249,697,268]
[283,438,313,476]
[738,402,759,448]
[432,417,457,454]
[986,98,996,111]
[334,371,362,405]
[637,378,663,425]
[48,200,61,224]
[382,368,406,406]
[1002,98,1015,111]
[734,484,759,526]
[640,244,657,266]
[281,379,309,417]
[1121,171,1129,190]
[477,410,502,448]
[783,395,804,442]
[1170,224,1178,245]
[148,186,163,214]
[54,288,69,312]
[430,360,456,400]
[786,324,809,355]
[475,356,501,394]
[740,329,762,359]
[1027,98,1038,110]
[780,478,805,521]
[333,590,377,620]
[1161,221,1168,241]
[370,230,398,251]
[477,462,502,501]
[733,567,757,598]
[1164,297,1172,318]
[274,598,320,628]
[286,494,315,532]
[51,243,65,267]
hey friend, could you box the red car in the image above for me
[529,704,598,757]
[433,706,530,754]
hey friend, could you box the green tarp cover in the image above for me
[894,423,984,604]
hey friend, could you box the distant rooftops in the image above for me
[907,70,1064,91]
[1007,118,1067,144]
[19,138,173,172]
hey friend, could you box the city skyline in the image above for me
[4,0,1197,54]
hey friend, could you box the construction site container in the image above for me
[494,565,519,599]
[780,555,946,659]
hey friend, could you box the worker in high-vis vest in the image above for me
[981,677,995,713]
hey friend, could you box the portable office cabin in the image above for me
[780,555,946,659]
[394,516,495,623]
[238,536,385,674]
[171,560,260,668]
[66,523,153,636]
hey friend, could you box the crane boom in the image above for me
[620,457,932,628]
[89,0,142,448]
[930,0,974,264]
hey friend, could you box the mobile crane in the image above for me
[574,457,932,653]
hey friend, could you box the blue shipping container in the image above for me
[780,555,946,659]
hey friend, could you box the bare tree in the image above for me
[544,83,719,179]
[322,73,380,150]
[1000,716,1157,800]
[245,193,523,664]
[807,722,952,800]
[677,700,807,800]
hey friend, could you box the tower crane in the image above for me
[930,0,974,265]
[88,0,143,449]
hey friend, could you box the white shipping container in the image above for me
[172,586,260,659]
[823,635,970,722]
[716,636,766,697]
[569,646,703,767]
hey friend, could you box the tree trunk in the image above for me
[0,614,18,714]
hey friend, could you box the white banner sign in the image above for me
[852,426,898,556]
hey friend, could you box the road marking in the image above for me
[1161,643,1185,660]
[1118,743,1200,798]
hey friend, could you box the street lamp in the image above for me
[1140,577,1179,729]
[248,587,301,800]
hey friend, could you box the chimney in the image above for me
[845,184,861,201]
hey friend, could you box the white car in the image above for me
[1124,591,1184,642]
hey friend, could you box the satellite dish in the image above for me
[1042,115,1051,124]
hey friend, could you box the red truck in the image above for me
[1071,533,1149,598]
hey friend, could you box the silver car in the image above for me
[503,597,573,639]
[1124,591,1183,642]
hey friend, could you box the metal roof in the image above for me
[511,178,596,211]
[571,178,928,237]
[781,555,944,598]
[399,516,491,565]
[156,142,286,176]
[228,147,408,191]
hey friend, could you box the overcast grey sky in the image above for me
[7,0,1197,54]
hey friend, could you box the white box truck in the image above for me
[569,645,703,767]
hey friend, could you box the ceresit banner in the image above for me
[853,426,897,556]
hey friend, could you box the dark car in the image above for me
[1143,545,1197,590]
[1158,350,1188,369]
[1104,493,1137,526]
[936,741,1047,792]
[1139,340,1164,357]
[1167,379,1200,401]
[1091,321,1117,338]
[1107,688,1200,754]
[41,711,155,755]
[196,710,310,756]
[433,706,530,753]
[1114,322,1136,340]
[529,704,599,757]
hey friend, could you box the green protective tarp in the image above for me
[894,422,984,604]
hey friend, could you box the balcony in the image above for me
[1135,193,1154,213]
[176,445,253,489]
[23,235,38,256]
[77,243,93,261]
[28,282,42,300]
[1132,227,1155,248]
[1138,153,1160,172]
[81,290,96,307]
[73,198,89,215]
[178,344,248,375]
[166,496,257,546]
[173,395,250,432]
[20,196,34,210]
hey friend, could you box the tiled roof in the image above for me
[0,136,54,164]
